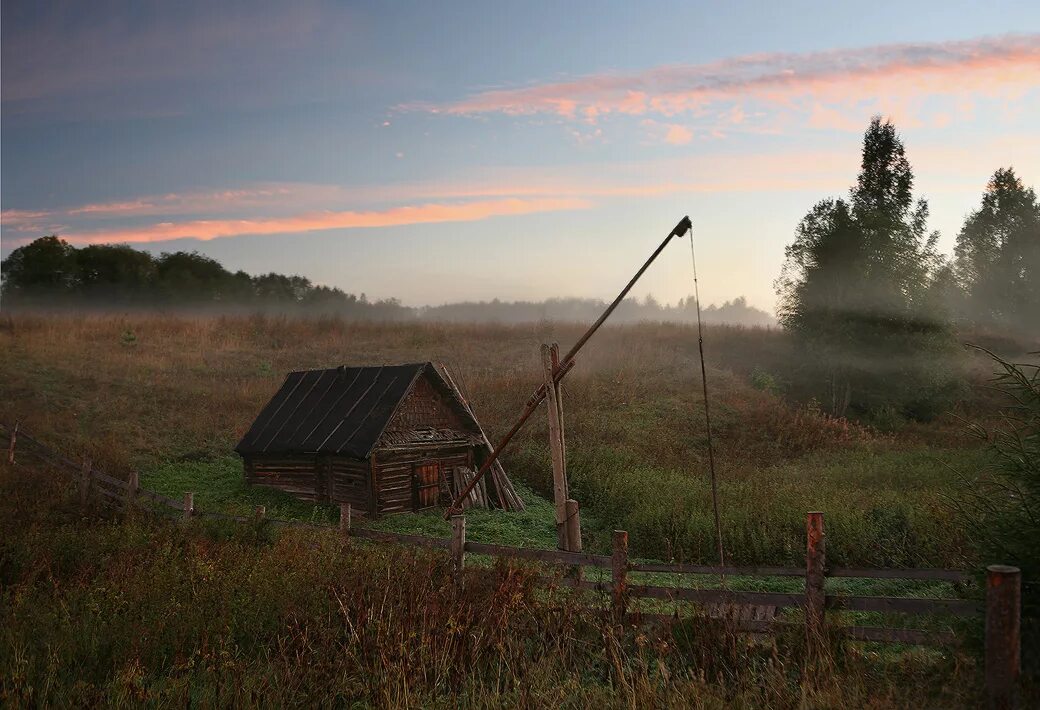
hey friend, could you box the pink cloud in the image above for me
[2,209,53,224]
[57,197,590,245]
[65,187,296,217]
[409,34,1040,130]
[664,124,693,145]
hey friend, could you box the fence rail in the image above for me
[2,421,1023,707]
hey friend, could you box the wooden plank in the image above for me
[628,585,806,609]
[829,567,971,583]
[629,562,804,577]
[136,488,182,508]
[843,625,957,645]
[464,541,612,568]
[95,486,123,501]
[351,527,452,549]
[91,469,130,489]
[826,594,980,616]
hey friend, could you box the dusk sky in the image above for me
[2,1,1039,312]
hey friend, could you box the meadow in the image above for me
[0,313,1033,706]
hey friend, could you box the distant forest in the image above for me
[0,236,774,326]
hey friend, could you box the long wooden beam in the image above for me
[444,216,692,517]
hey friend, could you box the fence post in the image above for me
[182,492,194,522]
[125,471,139,512]
[78,460,92,509]
[986,564,1021,710]
[565,498,582,553]
[450,515,466,583]
[805,511,826,645]
[255,505,266,521]
[340,503,351,536]
[612,530,629,622]
[7,422,17,464]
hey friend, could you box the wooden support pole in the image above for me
[78,460,92,509]
[805,511,826,644]
[550,343,566,484]
[340,503,351,536]
[986,564,1021,710]
[182,492,194,522]
[541,344,568,550]
[7,422,17,464]
[125,471,139,512]
[612,530,629,622]
[565,498,582,553]
[255,505,266,521]
[450,515,466,583]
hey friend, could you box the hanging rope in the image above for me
[688,229,726,578]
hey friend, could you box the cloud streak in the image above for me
[55,197,590,246]
[410,34,1040,130]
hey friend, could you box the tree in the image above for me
[77,244,157,301]
[1,236,80,300]
[154,251,237,303]
[954,168,1040,335]
[775,118,958,420]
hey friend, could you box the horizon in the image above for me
[3,2,1039,313]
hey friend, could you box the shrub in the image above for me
[955,348,1040,674]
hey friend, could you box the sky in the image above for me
[2,1,1039,312]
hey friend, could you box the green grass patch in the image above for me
[141,455,336,524]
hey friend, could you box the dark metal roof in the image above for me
[236,363,451,459]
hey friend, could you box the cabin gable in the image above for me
[377,372,479,448]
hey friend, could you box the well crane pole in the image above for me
[445,216,692,518]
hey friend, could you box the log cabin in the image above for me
[235,362,524,514]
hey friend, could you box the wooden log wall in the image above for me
[245,456,322,503]
[372,444,473,514]
[246,455,371,509]
[327,457,371,510]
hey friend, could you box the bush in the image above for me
[955,348,1040,674]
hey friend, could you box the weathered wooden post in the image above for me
[255,505,266,521]
[986,564,1021,709]
[339,503,351,536]
[125,471,139,512]
[450,515,466,583]
[565,499,582,553]
[7,422,17,464]
[805,511,826,644]
[612,530,629,622]
[550,343,566,481]
[182,492,194,522]
[78,459,92,509]
[541,344,569,550]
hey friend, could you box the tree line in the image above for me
[0,240,413,319]
[777,117,1039,421]
[0,238,774,325]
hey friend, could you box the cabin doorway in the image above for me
[413,462,441,511]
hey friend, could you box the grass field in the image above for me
[0,313,1034,706]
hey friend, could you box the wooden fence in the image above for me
[3,422,1023,707]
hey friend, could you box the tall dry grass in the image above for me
[0,313,996,567]
[0,461,981,708]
